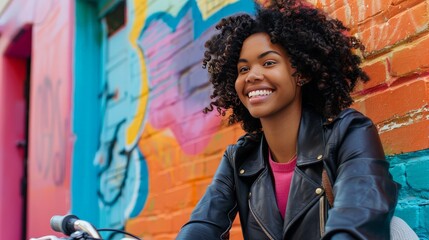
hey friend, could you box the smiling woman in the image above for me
[235,33,301,152]
[176,0,399,239]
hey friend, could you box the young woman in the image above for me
[177,0,398,239]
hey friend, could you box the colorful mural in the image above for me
[0,0,428,239]
[91,0,253,238]
[102,0,429,239]
[78,0,429,239]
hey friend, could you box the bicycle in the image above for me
[30,214,142,240]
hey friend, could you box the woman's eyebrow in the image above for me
[238,50,282,63]
[259,50,281,59]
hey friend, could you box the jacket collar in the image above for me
[237,106,326,174]
[296,106,326,166]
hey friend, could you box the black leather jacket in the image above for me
[177,107,398,240]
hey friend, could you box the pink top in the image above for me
[268,151,297,219]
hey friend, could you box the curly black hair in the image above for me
[202,0,369,133]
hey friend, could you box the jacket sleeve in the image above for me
[176,146,238,240]
[323,112,398,240]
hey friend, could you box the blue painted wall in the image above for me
[72,0,101,227]
[389,149,429,239]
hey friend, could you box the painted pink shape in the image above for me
[139,12,221,155]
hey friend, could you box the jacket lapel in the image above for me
[238,136,284,239]
[283,107,326,236]
[249,167,284,239]
[296,107,326,165]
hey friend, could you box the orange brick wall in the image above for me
[323,0,429,237]
[120,0,429,239]
[317,0,429,154]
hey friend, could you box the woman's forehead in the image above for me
[240,33,287,57]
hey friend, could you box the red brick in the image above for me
[151,170,175,195]
[360,59,389,91]
[390,36,429,77]
[157,145,183,168]
[234,124,246,139]
[233,213,241,226]
[379,118,429,154]
[204,125,238,155]
[328,0,346,14]
[170,208,193,232]
[194,178,213,200]
[356,0,385,23]
[158,184,194,211]
[351,100,365,115]
[330,0,390,27]
[343,0,373,27]
[177,161,202,183]
[358,79,429,123]
[386,2,428,44]
[144,192,176,216]
[125,217,146,235]
[330,5,350,26]
[175,155,221,184]
[203,154,223,178]
[125,214,172,236]
[148,215,173,234]
[357,0,423,31]
[230,226,244,240]
[154,234,177,240]
[140,234,154,240]
[384,0,426,20]
[176,158,214,184]
[360,1,428,53]
[141,195,159,216]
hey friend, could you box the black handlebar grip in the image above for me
[50,214,79,236]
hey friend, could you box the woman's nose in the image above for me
[245,69,263,83]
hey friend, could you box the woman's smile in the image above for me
[248,89,274,104]
[248,89,273,98]
[235,32,301,119]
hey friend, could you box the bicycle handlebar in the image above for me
[30,214,141,240]
[29,236,62,240]
[50,215,101,239]
[50,214,101,239]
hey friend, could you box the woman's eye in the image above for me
[264,60,276,66]
[238,66,249,73]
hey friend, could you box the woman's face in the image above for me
[235,32,301,120]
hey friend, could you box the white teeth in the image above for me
[248,90,273,98]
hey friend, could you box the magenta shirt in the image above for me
[268,151,297,219]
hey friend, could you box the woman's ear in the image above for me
[296,73,310,86]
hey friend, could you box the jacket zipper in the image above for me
[319,195,325,236]
[248,199,275,240]
[220,203,237,240]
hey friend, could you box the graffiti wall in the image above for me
[78,0,428,239]
[74,0,429,239]
[0,0,428,239]
[85,1,254,239]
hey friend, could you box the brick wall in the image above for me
[98,0,428,239]
[319,0,429,238]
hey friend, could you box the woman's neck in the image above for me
[261,103,302,163]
